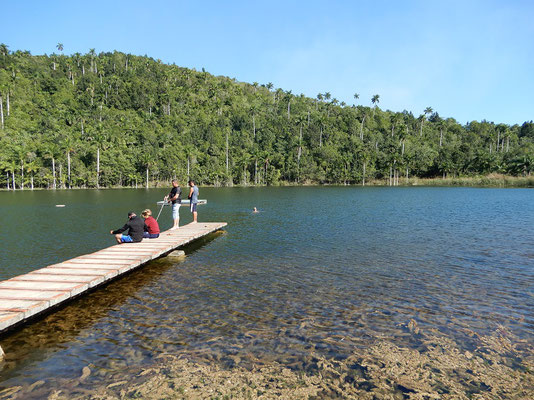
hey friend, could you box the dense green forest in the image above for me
[0,44,533,189]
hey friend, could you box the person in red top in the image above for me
[141,209,160,238]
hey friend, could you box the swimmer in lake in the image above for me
[253,207,259,213]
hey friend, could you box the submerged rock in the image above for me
[79,366,91,381]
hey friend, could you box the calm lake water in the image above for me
[0,187,532,393]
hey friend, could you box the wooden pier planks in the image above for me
[0,222,226,333]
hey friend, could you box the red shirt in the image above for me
[144,216,160,234]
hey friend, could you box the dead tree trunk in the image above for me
[0,95,4,129]
[96,148,100,189]
[52,157,56,189]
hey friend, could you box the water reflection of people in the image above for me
[141,209,160,238]
[253,207,259,213]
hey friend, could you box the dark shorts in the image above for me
[143,232,160,239]
[190,203,197,213]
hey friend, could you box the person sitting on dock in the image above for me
[110,211,146,244]
[141,209,160,238]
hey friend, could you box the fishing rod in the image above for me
[155,198,166,221]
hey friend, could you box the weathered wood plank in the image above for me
[0,222,226,334]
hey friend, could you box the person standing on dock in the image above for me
[188,179,199,223]
[110,211,146,243]
[164,179,182,230]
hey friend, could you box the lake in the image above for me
[0,186,532,397]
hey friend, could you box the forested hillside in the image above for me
[0,44,533,189]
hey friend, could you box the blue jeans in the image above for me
[143,232,160,238]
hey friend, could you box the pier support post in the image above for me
[167,250,185,258]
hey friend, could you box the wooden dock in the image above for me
[0,222,226,334]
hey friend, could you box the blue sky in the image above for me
[2,0,533,125]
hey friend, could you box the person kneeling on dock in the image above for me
[110,211,146,244]
[142,209,160,238]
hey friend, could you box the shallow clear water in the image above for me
[0,187,533,391]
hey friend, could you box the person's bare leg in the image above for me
[193,211,197,223]
[114,234,123,244]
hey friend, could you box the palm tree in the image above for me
[0,94,4,130]
[390,114,403,137]
[251,145,262,185]
[261,151,271,185]
[295,114,307,183]
[43,143,59,189]
[86,85,95,106]
[184,144,196,179]
[250,102,259,139]
[1,160,15,190]
[14,144,28,190]
[359,111,367,140]
[0,43,8,58]
[56,43,64,53]
[418,114,425,136]
[358,147,371,186]
[63,137,76,188]
[7,160,16,190]
[438,119,448,147]
[318,114,327,147]
[353,93,359,105]
[371,94,380,116]
[316,93,323,110]
[26,161,39,190]
[419,107,433,137]
[139,152,152,189]
[89,48,96,73]
[86,125,107,188]
[236,151,251,185]
[285,90,292,120]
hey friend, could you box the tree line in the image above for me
[0,44,533,189]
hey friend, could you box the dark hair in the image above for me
[188,179,195,185]
[128,211,135,217]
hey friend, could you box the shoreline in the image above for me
[1,175,533,191]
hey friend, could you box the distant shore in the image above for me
[1,174,532,191]
[366,174,534,188]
